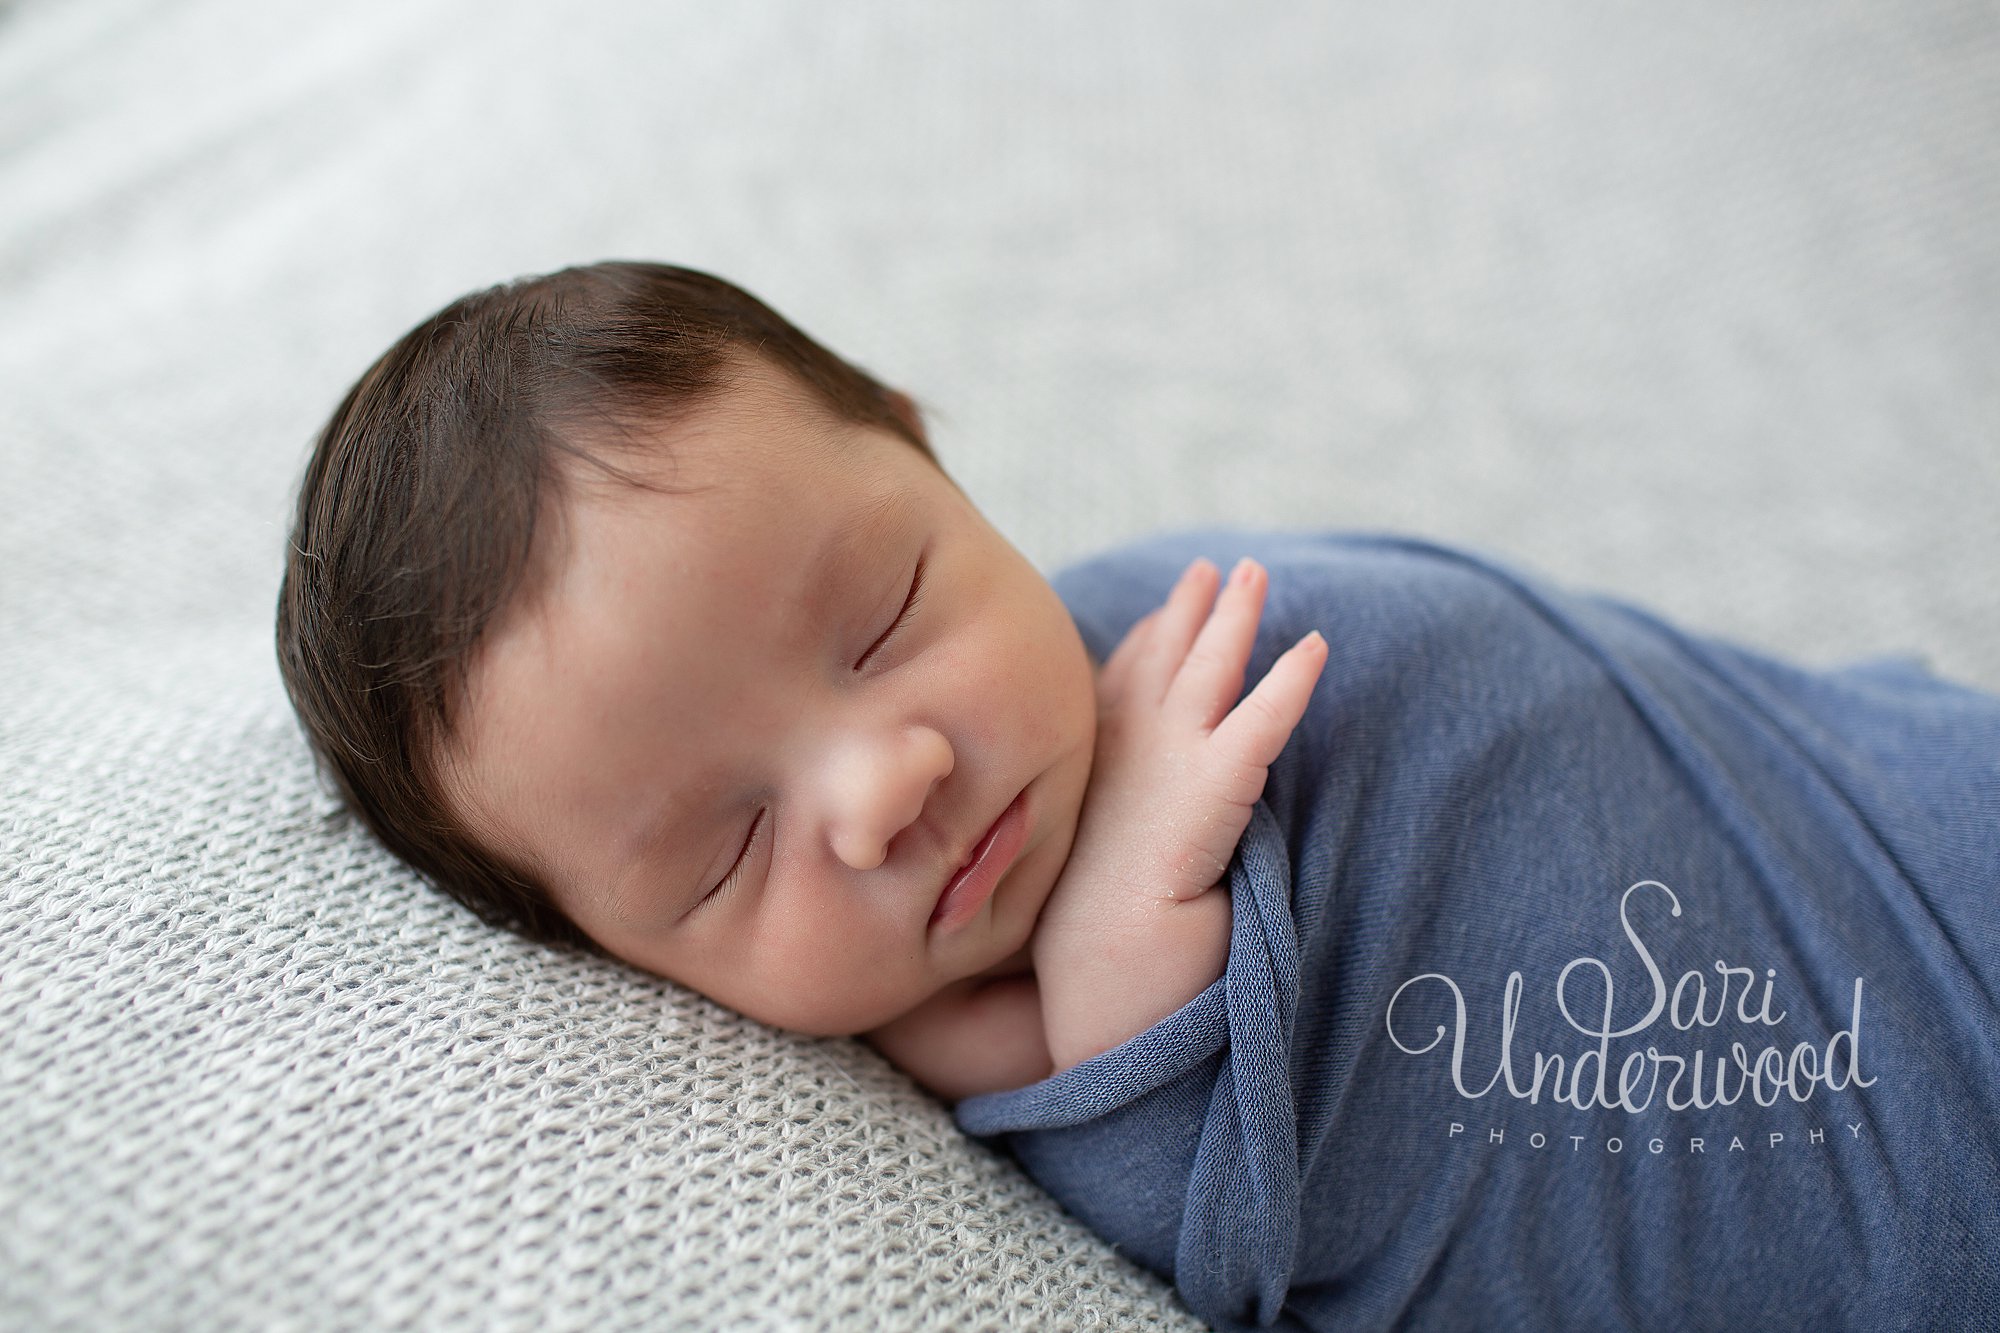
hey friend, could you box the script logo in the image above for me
[1384,880,1874,1113]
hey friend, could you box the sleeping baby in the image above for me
[278,261,2000,1331]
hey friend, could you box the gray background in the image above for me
[2,1,1994,1329]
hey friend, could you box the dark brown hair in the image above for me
[276,261,933,950]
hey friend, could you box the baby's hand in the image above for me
[1071,555,1328,907]
[1031,556,1326,1069]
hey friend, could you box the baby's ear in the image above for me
[883,388,927,443]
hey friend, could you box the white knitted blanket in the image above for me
[3,2,1994,1329]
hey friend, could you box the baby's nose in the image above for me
[827,727,953,871]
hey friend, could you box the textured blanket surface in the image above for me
[3,0,1996,1328]
[960,528,2000,1330]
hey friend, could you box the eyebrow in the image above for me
[789,486,907,623]
[619,487,913,919]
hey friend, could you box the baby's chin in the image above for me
[758,999,914,1040]
[733,972,948,1038]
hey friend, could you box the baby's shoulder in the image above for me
[1059,527,1559,672]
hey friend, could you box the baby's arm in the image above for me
[863,972,1051,1102]
[1033,557,1327,1072]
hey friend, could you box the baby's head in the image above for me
[278,262,1098,1035]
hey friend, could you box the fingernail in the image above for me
[1230,558,1255,587]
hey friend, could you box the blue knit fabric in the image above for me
[956,529,2000,1332]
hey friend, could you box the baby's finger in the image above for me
[1208,631,1329,776]
[1129,558,1223,703]
[1098,608,1161,706]
[1166,557,1268,729]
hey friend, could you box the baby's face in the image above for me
[441,358,1099,1035]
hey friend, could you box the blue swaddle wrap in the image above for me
[955,529,2000,1331]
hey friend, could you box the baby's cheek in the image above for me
[746,929,920,1037]
[935,634,1024,752]
[1042,634,1100,760]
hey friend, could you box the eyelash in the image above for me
[696,807,765,910]
[854,555,926,673]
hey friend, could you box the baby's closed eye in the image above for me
[855,554,926,672]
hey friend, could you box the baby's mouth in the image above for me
[928,788,1030,933]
